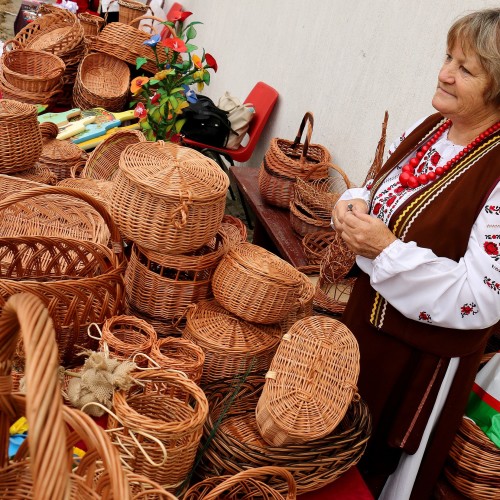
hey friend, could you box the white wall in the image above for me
[182,0,499,185]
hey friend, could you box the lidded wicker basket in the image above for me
[0,99,42,174]
[212,242,309,324]
[255,316,360,446]
[111,141,229,254]
[183,299,281,386]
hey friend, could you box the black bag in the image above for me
[182,95,232,148]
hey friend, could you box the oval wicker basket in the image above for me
[256,316,360,446]
[212,242,308,324]
[258,112,331,209]
[111,141,229,254]
[1,40,66,93]
[82,128,146,181]
[125,228,229,321]
[108,369,209,495]
[149,337,205,385]
[0,186,126,366]
[198,374,371,495]
[183,299,281,386]
[184,466,297,500]
[0,99,42,174]
[73,52,130,111]
[278,272,315,334]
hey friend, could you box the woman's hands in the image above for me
[332,199,397,259]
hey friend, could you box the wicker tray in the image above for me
[197,374,371,495]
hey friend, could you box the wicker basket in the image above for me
[212,242,309,324]
[198,374,371,495]
[0,292,132,498]
[302,230,337,265]
[258,112,331,208]
[0,185,126,366]
[184,467,297,500]
[39,121,88,182]
[125,301,187,338]
[149,337,205,385]
[78,11,106,38]
[444,353,500,500]
[57,177,114,209]
[256,316,360,446]
[100,314,157,364]
[183,299,282,386]
[12,163,57,185]
[81,128,146,181]
[125,228,229,321]
[91,15,174,74]
[278,272,315,334]
[73,52,130,111]
[108,369,209,495]
[0,99,42,174]
[118,0,149,25]
[111,141,229,254]
[221,214,248,244]
[1,39,65,93]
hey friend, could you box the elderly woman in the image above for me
[332,8,500,500]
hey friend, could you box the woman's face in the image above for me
[432,43,495,123]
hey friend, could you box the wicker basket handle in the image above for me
[0,186,124,258]
[129,14,167,34]
[292,111,314,164]
[204,466,297,500]
[0,293,70,497]
[2,38,22,51]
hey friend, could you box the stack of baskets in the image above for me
[0,39,65,107]
[109,141,231,332]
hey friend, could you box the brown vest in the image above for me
[342,113,500,466]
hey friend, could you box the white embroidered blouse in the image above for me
[339,117,500,330]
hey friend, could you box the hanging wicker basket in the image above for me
[256,316,360,446]
[111,141,229,254]
[0,99,42,174]
[198,373,371,495]
[183,299,281,386]
[258,112,331,208]
[212,242,308,324]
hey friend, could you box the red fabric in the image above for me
[298,467,374,500]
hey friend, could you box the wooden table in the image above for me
[229,166,309,268]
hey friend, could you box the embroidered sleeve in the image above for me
[356,182,500,329]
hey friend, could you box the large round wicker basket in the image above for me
[183,299,282,386]
[111,141,229,254]
[256,316,360,446]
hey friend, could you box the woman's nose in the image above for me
[438,64,454,84]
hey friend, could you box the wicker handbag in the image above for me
[184,466,297,500]
[258,112,331,208]
[0,292,132,499]
[183,299,281,386]
[73,52,130,112]
[1,39,65,93]
[198,374,371,495]
[444,353,500,500]
[91,15,173,74]
[0,185,126,366]
[111,141,229,254]
[212,242,309,324]
[125,227,229,321]
[0,99,42,174]
[255,316,360,446]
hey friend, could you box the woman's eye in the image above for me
[460,65,471,75]
[445,53,452,62]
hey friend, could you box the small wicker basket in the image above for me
[111,141,229,254]
[183,299,281,386]
[212,242,309,324]
[78,11,106,38]
[302,230,337,265]
[118,0,149,25]
[255,316,360,446]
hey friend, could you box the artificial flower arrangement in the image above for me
[130,8,218,142]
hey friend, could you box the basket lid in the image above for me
[0,99,38,121]
[257,316,359,444]
[185,299,281,353]
[118,141,229,201]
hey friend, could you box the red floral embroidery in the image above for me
[387,196,396,207]
[418,311,432,323]
[373,203,382,215]
[460,302,478,317]
[484,277,500,294]
[484,241,499,256]
[431,152,441,166]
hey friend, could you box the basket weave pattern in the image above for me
[255,316,360,446]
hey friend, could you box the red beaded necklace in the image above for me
[398,119,500,189]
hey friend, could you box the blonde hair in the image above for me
[447,9,500,105]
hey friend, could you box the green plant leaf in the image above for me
[184,21,203,28]
[140,120,152,130]
[169,95,179,109]
[149,78,160,85]
[136,57,148,70]
[129,101,137,108]
[203,71,211,84]
[170,86,184,94]
[185,43,198,53]
[186,25,197,40]
[174,118,186,133]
